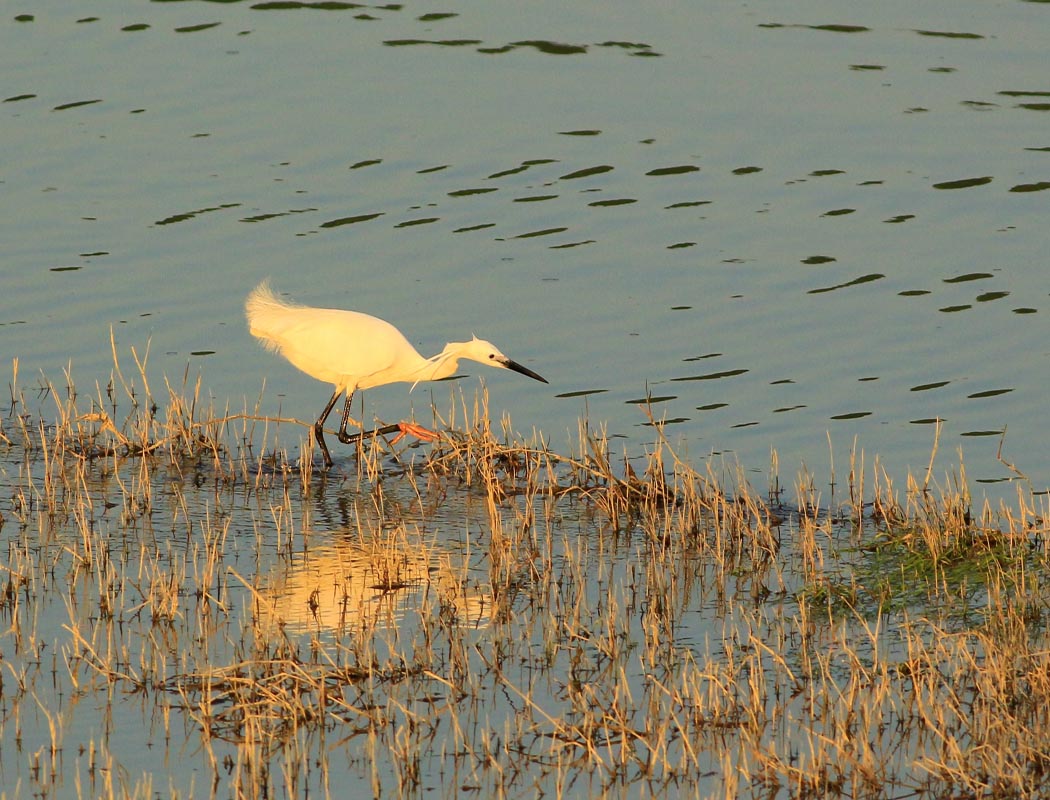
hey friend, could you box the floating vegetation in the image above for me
[914,29,984,40]
[911,380,951,392]
[559,165,615,180]
[932,176,993,190]
[808,272,885,294]
[645,165,700,176]
[319,211,385,227]
[944,271,994,283]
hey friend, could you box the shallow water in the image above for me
[3,404,1046,798]
[3,0,1050,796]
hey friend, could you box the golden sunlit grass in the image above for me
[2,352,1050,799]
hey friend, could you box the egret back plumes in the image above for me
[245,279,548,469]
[247,280,425,391]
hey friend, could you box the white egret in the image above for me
[245,280,548,469]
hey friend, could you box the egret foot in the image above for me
[390,421,440,445]
[334,422,437,446]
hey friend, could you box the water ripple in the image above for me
[808,273,884,295]
[932,176,993,190]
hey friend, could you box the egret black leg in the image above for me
[314,388,343,470]
[335,391,357,444]
[319,389,423,454]
[333,395,401,442]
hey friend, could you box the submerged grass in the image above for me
[2,352,1050,799]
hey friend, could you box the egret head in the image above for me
[457,336,548,383]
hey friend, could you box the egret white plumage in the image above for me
[245,280,548,469]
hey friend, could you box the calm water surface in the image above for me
[5,0,1049,497]
[5,0,1050,495]
[3,0,1050,795]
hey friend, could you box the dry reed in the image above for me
[2,353,1050,799]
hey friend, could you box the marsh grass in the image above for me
[2,353,1050,799]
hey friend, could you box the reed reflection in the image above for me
[258,534,492,636]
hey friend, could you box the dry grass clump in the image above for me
[2,354,1050,799]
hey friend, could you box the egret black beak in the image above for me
[503,358,548,384]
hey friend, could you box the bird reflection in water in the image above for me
[256,537,491,636]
